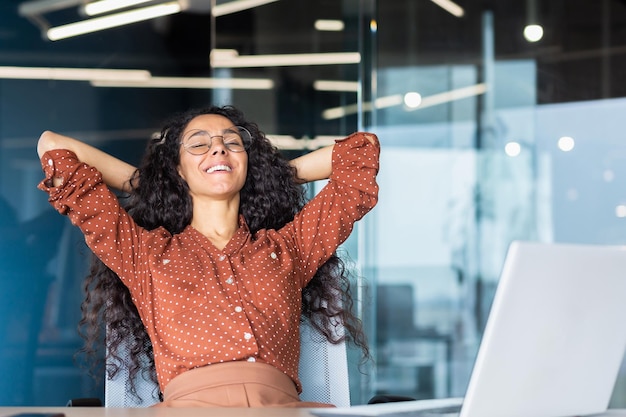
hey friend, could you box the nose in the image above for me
[209,136,227,155]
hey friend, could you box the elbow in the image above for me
[37,130,61,158]
[368,185,380,210]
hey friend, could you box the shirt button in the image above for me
[247,357,256,362]
[234,306,243,313]
[225,277,234,285]
[219,255,226,261]
[48,159,53,166]
[270,252,277,259]
[244,332,252,340]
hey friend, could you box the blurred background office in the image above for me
[1,0,626,407]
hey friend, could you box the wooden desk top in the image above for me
[2,407,626,417]
[0,407,318,417]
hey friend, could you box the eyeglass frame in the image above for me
[180,126,252,155]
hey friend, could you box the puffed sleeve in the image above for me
[283,131,380,285]
[38,149,104,216]
[37,149,165,294]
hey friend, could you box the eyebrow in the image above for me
[183,126,239,136]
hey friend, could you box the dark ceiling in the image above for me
[1,0,625,106]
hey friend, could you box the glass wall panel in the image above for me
[372,0,626,406]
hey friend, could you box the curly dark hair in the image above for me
[78,105,370,403]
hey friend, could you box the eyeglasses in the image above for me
[180,126,251,155]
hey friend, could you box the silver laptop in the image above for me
[312,241,626,417]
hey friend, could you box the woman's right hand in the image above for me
[37,130,137,192]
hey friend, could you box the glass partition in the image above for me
[371,0,626,405]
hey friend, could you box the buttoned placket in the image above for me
[215,252,241,311]
[215,250,258,363]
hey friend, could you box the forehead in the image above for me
[184,114,235,132]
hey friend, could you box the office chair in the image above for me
[104,317,351,407]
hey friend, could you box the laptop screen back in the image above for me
[461,241,626,417]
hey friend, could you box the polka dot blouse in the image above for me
[38,131,380,394]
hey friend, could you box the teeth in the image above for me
[206,165,232,173]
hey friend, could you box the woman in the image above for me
[37,105,379,407]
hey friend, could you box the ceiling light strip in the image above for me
[0,66,274,90]
[212,0,279,17]
[91,76,275,89]
[313,80,359,92]
[322,102,371,120]
[430,0,465,17]
[18,0,83,17]
[0,66,151,81]
[267,135,336,150]
[314,19,345,31]
[83,0,154,16]
[211,52,361,68]
[322,84,487,120]
[409,83,487,111]
[46,1,181,41]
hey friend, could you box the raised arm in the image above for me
[37,130,136,192]
[289,133,377,183]
[289,145,333,183]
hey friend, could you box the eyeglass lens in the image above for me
[182,126,251,155]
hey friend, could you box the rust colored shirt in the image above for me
[38,132,379,393]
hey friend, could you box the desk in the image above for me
[2,409,626,417]
[0,408,317,417]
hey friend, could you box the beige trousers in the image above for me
[154,361,336,408]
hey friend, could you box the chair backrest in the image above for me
[105,318,351,407]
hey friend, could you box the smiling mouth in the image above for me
[206,164,232,173]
